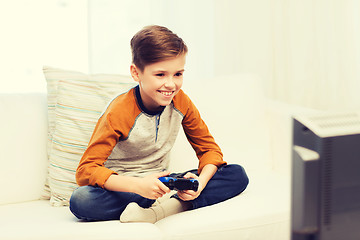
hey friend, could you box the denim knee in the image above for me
[69,185,156,221]
[222,164,249,194]
[69,186,96,220]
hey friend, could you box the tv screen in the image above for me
[291,112,360,240]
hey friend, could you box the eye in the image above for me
[175,72,183,77]
[156,73,165,77]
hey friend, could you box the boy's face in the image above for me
[131,54,186,112]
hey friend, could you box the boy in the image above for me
[69,25,249,223]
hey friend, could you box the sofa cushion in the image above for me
[0,200,162,240]
[156,169,290,240]
[43,66,136,206]
[0,93,48,205]
[0,169,290,240]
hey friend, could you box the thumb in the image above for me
[155,171,171,178]
[183,172,197,179]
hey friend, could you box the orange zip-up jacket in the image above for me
[76,85,226,188]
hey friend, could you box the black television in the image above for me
[291,112,360,240]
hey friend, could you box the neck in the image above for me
[134,85,165,115]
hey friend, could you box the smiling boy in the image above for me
[69,25,249,223]
[131,55,185,112]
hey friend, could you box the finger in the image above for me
[183,172,197,179]
[153,189,167,199]
[177,194,184,201]
[178,191,194,201]
[179,190,194,198]
[156,171,171,178]
[158,184,170,194]
[177,191,188,201]
[178,194,187,201]
[183,172,191,178]
[161,185,171,194]
[153,194,162,200]
[182,190,196,196]
[153,183,167,195]
[149,193,160,200]
[157,191,165,198]
[151,184,167,197]
[157,180,171,193]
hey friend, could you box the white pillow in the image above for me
[43,66,136,206]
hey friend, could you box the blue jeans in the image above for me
[69,164,249,221]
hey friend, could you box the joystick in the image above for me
[159,177,199,191]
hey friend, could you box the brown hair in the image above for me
[130,25,188,72]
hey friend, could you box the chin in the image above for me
[159,100,172,107]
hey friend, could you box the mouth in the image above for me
[158,90,175,97]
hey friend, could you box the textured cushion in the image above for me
[43,66,136,206]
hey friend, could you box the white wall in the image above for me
[88,0,215,80]
[2,0,360,112]
[0,0,88,93]
[267,0,360,110]
[213,0,273,78]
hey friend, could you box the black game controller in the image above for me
[159,177,199,191]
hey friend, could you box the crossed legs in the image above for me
[69,164,249,222]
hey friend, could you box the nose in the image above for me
[164,76,176,88]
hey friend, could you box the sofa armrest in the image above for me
[0,93,48,205]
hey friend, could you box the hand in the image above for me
[177,172,204,201]
[136,171,171,200]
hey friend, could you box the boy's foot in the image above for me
[120,198,191,223]
[120,202,158,223]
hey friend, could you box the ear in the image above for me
[130,64,140,83]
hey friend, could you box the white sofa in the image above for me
[0,72,308,240]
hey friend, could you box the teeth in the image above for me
[161,91,173,96]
